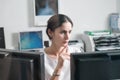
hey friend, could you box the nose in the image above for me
[65,32,70,40]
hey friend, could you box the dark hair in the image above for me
[46,14,73,39]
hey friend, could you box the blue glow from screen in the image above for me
[20,31,43,50]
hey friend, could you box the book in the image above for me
[84,30,111,36]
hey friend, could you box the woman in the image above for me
[44,14,82,80]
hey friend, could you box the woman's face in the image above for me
[51,21,72,47]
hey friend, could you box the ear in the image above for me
[48,29,53,38]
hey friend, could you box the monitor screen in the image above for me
[70,51,111,80]
[19,30,43,51]
[0,49,45,80]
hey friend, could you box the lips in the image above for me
[63,41,68,44]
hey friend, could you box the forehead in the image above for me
[56,22,72,31]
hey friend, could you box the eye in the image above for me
[60,31,66,34]
[60,30,72,35]
[69,30,72,34]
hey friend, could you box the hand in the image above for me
[50,46,70,80]
[59,46,70,60]
[57,55,64,68]
[57,46,70,68]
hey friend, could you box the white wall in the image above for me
[0,0,118,49]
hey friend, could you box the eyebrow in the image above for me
[61,29,72,33]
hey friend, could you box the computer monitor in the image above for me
[107,50,120,79]
[19,30,43,51]
[0,27,5,48]
[70,51,111,80]
[71,50,120,80]
[0,48,45,80]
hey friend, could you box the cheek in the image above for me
[54,34,64,41]
[55,35,63,40]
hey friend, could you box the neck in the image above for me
[45,44,68,59]
[50,44,64,56]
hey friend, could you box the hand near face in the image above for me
[57,46,70,68]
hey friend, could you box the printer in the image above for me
[80,33,120,52]
[68,40,84,52]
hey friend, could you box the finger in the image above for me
[58,46,68,55]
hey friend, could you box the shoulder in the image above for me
[68,46,83,53]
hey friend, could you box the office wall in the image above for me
[0,0,117,49]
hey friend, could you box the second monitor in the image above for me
[19,30,44,51]
[71,52,110,80]
[71,50,120,80]
[0,48,45,80]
